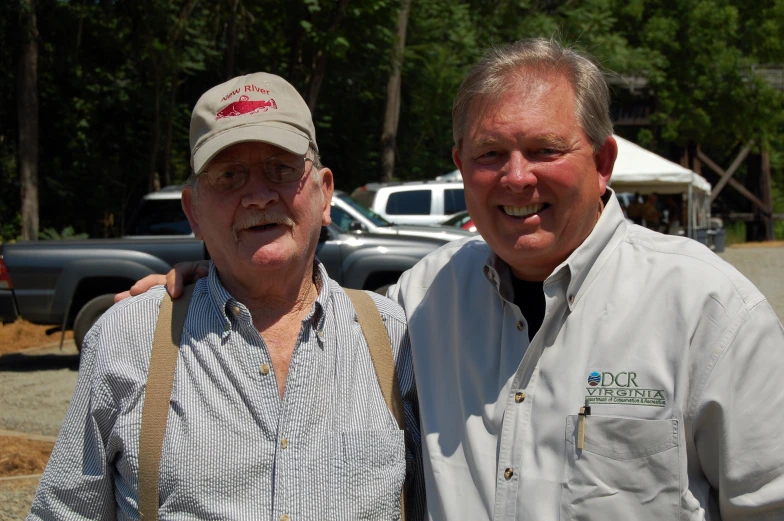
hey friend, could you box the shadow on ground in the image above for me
[0,352,79,372]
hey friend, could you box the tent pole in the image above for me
[688,183,693,238]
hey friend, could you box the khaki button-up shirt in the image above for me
[390,192,784,521]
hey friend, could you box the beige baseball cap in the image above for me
[190,72,317,174]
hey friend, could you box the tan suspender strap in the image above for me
[344,288,407,521]
[344,289,406,430]
[138,284,195,521]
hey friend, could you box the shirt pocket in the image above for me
[330,429,406,521]
[561,415,680,521]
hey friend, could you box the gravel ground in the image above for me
[718,247,784,321]
[0,246,781,519]
[0,341,79,520]
[0,478,42,521]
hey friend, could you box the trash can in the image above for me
[711,228,726,253]
[692,228,709,246]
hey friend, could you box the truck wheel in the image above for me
[74,294,116,351]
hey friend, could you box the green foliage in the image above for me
[724,220,747,245]
[1,0,782,239]
[38,226,89,241]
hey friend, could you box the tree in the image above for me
[1,0,781,243]
[18,0,39,240]
[380,0,412,182]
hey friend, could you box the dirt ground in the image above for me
[0,320,72,356]
[0,437,54,477]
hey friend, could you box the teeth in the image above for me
[503,204,544,217]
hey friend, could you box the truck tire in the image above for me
[74,294,116,352]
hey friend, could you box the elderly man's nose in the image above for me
[242,170,280,207]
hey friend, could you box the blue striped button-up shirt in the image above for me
[29,262,425,521]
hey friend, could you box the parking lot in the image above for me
[1,245,782,520]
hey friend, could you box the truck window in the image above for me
[126,199,193,236]
[386,190,431,215]
[444,188,466,215]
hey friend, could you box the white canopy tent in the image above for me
[609,135,712,237]
[609,135,711,194]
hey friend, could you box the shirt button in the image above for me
[260,364,270,375]
[504,467,514,480]
[568,295,575,304]
[516,321,524,331]
[281,438,289,450]
[515,392,526,403]
[232,305,241,315]
[316,328,325,341]
[280,515,290,521]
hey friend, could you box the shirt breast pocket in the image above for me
[330,430,406,520]
[561,416,680,521]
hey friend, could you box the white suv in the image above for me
[350,181,466,226]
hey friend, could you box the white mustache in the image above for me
[232,211,295,241]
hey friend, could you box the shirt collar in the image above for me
[558,188,627,309]
[483,253,515,302]
[483,189,628,309]
[205,259,329,338]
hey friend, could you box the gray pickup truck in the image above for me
[0,186,473,351]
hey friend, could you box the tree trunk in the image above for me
[18,0,39,240]
[761,148,773,241]
[286,21,304,84]
[306,51,328,114]
[226,0,239,79]
[162,74,178,188]
[380,0,412,183]
[745,152,766,242]
[148,0,199,192]
[305,0,351,114]
[149,70,162,192]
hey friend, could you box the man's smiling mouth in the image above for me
[502,203,548,218]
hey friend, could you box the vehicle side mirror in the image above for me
[348,220,366,232]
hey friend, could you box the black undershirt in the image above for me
[511,277,546,341]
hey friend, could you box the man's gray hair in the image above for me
[452,38,613,151]
[186,146,323,200]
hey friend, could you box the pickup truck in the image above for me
[0,186,472,351]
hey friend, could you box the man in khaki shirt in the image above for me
[124,39,784,520]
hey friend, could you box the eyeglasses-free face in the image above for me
[199,154,314,192]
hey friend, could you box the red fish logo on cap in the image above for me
[216,95,278,120]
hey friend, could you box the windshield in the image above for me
[442,211,470,227]
[335,192,391,227]
[126,198,193,236]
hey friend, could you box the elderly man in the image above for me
[29,73,424,521]
[125,40,784,520]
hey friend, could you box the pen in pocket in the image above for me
[577,399,591,450]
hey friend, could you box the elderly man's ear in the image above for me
[182,186,204,240]
[319,167,335,226]
[595,135,618,195]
